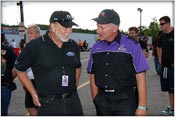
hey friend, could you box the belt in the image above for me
[100,87,134,94]
[99,89,116,93]
[104,89,115,92]
[40,91,76,99]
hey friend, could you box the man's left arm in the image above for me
[135,72,147,116]
[76,68,81,87]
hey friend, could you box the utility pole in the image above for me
[137,8,143,36]
[17,1,25,42]
[17,1,24,22]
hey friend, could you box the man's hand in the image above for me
[32,93,41,107]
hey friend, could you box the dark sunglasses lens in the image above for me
[160,23,166,26]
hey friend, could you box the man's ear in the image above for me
[50,23,56,32]
[113,25,118,32]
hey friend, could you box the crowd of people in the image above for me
[1,9,174,116]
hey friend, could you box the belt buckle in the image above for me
[105,89,115,92]
[62,91,75,99]
[62,93,70,98]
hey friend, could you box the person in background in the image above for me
[83,40,89,50]
[152,31,162,75]
[1,33,17,116]
[142,36,149,56]
[15,10,83,116]
[128,27,149,58]
[19,39,25,50]
[10,39,17,48]
[24,24,41,116]
[157,16,174,116]
[78,39,83,51]
[87,9,149,116]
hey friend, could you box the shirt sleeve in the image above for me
[87,47,94,74]
[15,41,37,72]
[73,40,81,68]
[132,43,150,73]
[76,46,82,68]
[157,35,163,48]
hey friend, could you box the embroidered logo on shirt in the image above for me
[96,47,101,50]
[66,52,75,56]
[15,60,19,65]
[117,45,126,52]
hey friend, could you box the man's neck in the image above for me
[165,26,173,33]
[49,32,63,48]
[107,32,118,42]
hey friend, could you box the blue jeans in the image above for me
[154,56,161,73]
[1,86,12,116]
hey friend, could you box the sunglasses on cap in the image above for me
[57,17,74,23]
[160,22,167,26]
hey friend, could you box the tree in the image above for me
[139,25,147,36]
[147,18,160,38]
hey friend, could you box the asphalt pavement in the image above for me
[8,51,171,116]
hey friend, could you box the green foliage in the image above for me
[142,17,160,38]
[1,24,19,28]
[1,23,97,34]
[2,18,160,36]
[73,28,96,34]
[37,24,49,30]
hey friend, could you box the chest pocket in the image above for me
[62,51,79,68]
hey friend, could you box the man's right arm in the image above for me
[90,74,98,99]
[15,70,41,107]
[157,47,162,64]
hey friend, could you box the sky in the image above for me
[1,1,174,32]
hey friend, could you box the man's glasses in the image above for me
[160,22,167,26]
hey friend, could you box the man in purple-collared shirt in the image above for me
[87,9,149,116]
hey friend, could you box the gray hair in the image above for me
[27,24,41,34]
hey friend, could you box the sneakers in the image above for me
[161,106,174,116]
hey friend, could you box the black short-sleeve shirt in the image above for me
[15,31,81,95]
[157,29,174,67]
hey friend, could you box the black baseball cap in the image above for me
[92,9,120,25]
[50,11,78,28]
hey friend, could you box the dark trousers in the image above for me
[37,91,83,116]
[93,88,136,116]
[160,67,174,93]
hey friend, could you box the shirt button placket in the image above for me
[104,52,110,89]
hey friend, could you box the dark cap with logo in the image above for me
[92,9,120,25]
[50,11,78,28]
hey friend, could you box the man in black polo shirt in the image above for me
[15,11,83,116]
[157,16,174,116]
[87,9,149,116]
